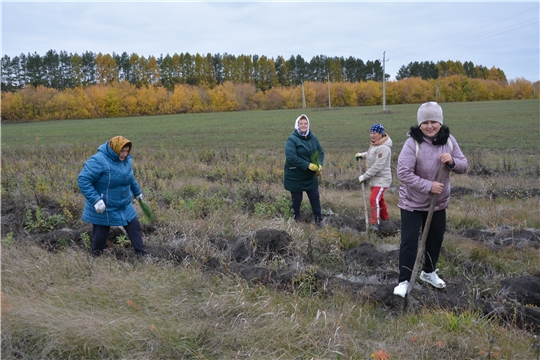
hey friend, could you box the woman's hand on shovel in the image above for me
[439,153,454,166]
[430,182,444,194]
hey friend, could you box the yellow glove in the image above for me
[318,165,323,172]
[308,163,318,171]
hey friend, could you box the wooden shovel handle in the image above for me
[359,159,370,241]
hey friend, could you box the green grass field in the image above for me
[3,100,539,152]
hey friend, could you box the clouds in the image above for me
[2,1,539,81]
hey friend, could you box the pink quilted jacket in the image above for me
[397,134,468,212]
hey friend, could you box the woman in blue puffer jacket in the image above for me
[78,135,145,256]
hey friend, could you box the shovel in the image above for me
[406,163,447,298]
[358,158,370,241]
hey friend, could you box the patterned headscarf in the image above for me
[109,136,132,155]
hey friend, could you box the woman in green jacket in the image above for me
[284,114,325,223]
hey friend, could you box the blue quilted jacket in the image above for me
[78,142,142,226]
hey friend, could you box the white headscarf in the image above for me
[294,114,310,136]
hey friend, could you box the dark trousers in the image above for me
[398,208,446,282]
[91,217,145,255]
[291,187,322,222]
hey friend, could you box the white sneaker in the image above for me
[420,269,446,289]
[393,281,409,298]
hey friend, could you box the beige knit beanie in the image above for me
[417,101,443,126]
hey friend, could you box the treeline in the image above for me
[2,76,537,122]
[1,50,508,92]
[396,61,506,82]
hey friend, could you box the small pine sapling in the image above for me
[311,150,322,177]
[138,199,155,222]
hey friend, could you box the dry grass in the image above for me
[2,242,537,359]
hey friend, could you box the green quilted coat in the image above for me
[283,130,324,192]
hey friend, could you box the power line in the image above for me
[396,18,538,60]
[390,5,539,58]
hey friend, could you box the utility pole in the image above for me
[382,51,388,112]
[327,72,331,109]
[301,81,306,108]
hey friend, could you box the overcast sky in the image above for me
[2,1,539,82]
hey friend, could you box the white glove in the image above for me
[355,152,364,160]
[136,194,143,201]
[358,175,366,184]
[94,199,106,213]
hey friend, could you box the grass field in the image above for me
[3,99,539,152]
[2,100,540,359]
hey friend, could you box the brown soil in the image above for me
[3,192,540,334]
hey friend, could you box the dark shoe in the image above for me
[368,224,379,232]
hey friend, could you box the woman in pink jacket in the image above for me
[393,102,468,298]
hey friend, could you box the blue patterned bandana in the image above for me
[370,124,385,134]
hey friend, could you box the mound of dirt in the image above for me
[460,228,540,249]
[3,194,540,333]
[27,222,540,332]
